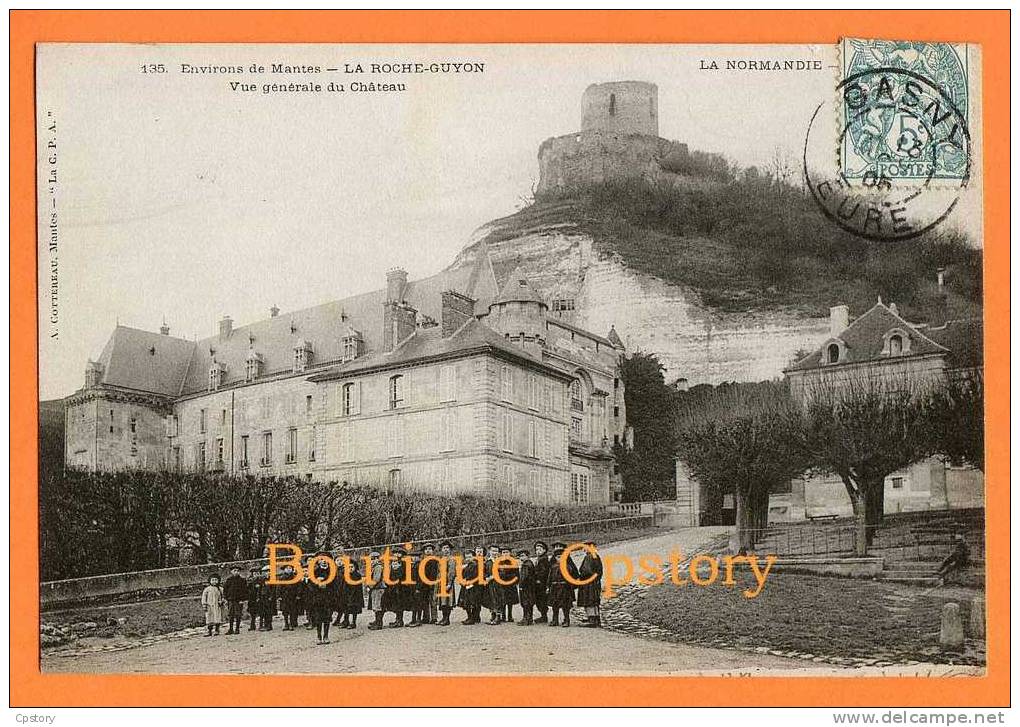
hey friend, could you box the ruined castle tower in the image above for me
[537,80,686,196]
[580,81,659,136]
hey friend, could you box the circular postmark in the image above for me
[803,66,970,242]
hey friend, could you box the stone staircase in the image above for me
[877,559,942,586]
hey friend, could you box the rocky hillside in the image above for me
[446,176,982,385]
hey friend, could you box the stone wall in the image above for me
[537,131,688,197]
[581,81,659,136]
[66,395,168,471]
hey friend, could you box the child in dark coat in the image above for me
[546,542,580,627]
[515,548,537,626]
[246,567,261,631]
[499,546,520,623]
[222,566,248,635]
[577,541,604,628]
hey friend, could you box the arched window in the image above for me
[569,379,583,412]
[389,374,404,409]
[889,334,903,356]
[608,93,617,116]
[827,343,840,364]
[341,382,356,416]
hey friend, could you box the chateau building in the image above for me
[675,300,984,525]
[64,262,629,505]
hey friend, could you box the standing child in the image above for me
[458,546,483,625]
[436,541,457,626]
[279,565,303,631]
[499,545,520,623]
[366,550,387,631]
[533,541,551,623]
[201,574,226,637]
[257,564,277,631]
[222,566,247,635]
[577,541,604,628]
[306,555,336,644]
[484,545,504,625]
[546,542,579,627]
[338,551,364,629]
[246,566,261,631]
[515,548,536,626]
[419,543,440,625]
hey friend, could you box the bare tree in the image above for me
[675,382,808,553]
[800,375,933,555]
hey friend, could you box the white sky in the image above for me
[35,43,982,399]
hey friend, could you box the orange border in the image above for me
[10,10,1010,707]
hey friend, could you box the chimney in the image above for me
[160,320,170,336]
[441,290,476,337]
[270,305,280,318]
[383,301,417,352]
[888,302,898,316]
[829,305,849,337]
[218,315,233,340]
[386,267,408,303]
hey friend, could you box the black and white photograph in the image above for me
[36,40,987,680]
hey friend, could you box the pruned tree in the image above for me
[800,375,933,555]
[674,381,808,553]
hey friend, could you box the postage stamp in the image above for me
[839,38,970,183]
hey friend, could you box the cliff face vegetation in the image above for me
[527,175,983,322]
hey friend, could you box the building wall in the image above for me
[787,354,948,403]
[170,373,319,478]
[313,353,581,503]
[65,395,167,471]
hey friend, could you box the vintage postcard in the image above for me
[13,10,1008,711]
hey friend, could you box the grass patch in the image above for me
[623,570,984,665]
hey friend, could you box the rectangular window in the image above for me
[286,428,298,463]
[215,437,224,465]
[528,419,537,458]
[891,477,904,489]
[240,435,249,468]
[172,446,181,471]
[261,397,270,420]
[570,417,583,439]
[261,432,272,467]
[439,365,456,402]
[199,408,207,434]
[502,464,513,491]
[308,427,316,462]
[501,410,514,452]
[197,441,206,471]
[529,470,539,501]
[305,395,313,416]
[221,408,227,427]
[500,365,513,402]
[389,375,405,410]
[544,421,552,460]
[614,406,620,418]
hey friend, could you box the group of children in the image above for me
[199,540,605,644]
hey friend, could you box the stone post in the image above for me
[939,602,964,649]
[969,596,985,639]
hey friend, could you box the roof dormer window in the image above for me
[882,328,912,357]
[292,340,312,373]
[341,328,364,363]
[245,351,263,382]
[208,361,224,391]
[827,343,840,364]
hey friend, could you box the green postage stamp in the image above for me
[839,38,970,183]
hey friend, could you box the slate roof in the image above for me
[785,301,950,373]
[94,326,196,397]
[493,266,547,306]
[309,316,572,382]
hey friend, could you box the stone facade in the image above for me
[65,267,627,505]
